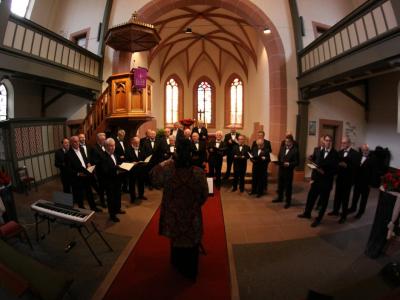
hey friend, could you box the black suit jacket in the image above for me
[191,141,207,167]
[192,127,208,141]
[233,144,250,161]
[224,133,240,151]
[55,148,67,170]
[207,139,226,158]
[114,137,126,162]
[356,152,379,187]
[99,152,121,189]
[312,148,339,189]
[278,145,299,170]
[337,148,361,183]
[90,143,105,166]
[65,147,90,184]
[125,145,145,162]
[251,139,272,163]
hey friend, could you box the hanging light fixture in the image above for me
[185,27,193,34]
[263,27,271,34]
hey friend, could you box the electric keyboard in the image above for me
[31,200,94,224]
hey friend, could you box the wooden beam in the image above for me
[340,88,365,107]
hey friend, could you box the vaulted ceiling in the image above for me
[149,5,260,84]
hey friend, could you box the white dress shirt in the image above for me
[74,148,86,168]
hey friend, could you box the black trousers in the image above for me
[225,151,234,178]
[208,155,223,187]
[129,171,144,201]
[60,169,71,193]
[252,162,267,196]
[170,243,199,280]
[233,160,246,190]
[332,176,353,218]
[277,167,294,203]
[105,182,121,218]
[350,181,370,215]
[304,181,332,221]
[71,176,96,209]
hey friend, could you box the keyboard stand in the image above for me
[33,212,113,266]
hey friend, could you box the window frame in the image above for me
[164,74,184,127]
[224,73,244,129]
[193,76,216,128]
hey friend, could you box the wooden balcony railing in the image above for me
[1,13,102,79]
[299,0,400,75]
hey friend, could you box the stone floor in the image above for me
[9,171,380,300]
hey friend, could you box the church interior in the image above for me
[0,0,400,299]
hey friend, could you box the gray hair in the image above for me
[105,138,115,146]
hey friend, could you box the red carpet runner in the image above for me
[104,189,231,300]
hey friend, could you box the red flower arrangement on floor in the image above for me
[0,170,11,186]
[382,169,400,192]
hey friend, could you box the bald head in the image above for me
[184,129,191,139]
[341,137,351,150]
[105,138,115,154]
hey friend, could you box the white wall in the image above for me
[306,90,367,175]
[29,0,106,54]
[366,72,400,168]
[298,0,367,47]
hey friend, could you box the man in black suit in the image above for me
[251,131,272,192]
[90,132,107,207]
[140,129,152,148]
[192,120,208,141]
[125,137,147,202]
[160,136,176,161]
[158,127,171,158]
[207,130,226,188]
[99,138,126,222]
[309,136,326,210]
[142,130,158,159]
[54,138,71,193]
[191,132,207,168]
[298,135,339,227]
[171,122,184,145]
[65,136,101,212]
[250,138,269,197]
[273,136,299,208]
[348,144,378,219]
[279,132,299,150]
[329,137,361,223]
[232,135,250,192]
[223,126,240,179]
[114,129,128,192]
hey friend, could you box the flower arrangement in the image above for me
[382,169,400,192]
[0,170,11,186]
[179,118,195,129]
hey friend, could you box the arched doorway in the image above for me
[137,0,287,151]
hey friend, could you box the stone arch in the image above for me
[137,0,287,151]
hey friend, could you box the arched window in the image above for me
[164,75,183,126]
[193,77,215,128]
[0,84,7,121]
[225,75,244,128]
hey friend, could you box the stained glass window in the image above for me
[197,81,212,124]
[165,78,179,125]
[229,78,243,126]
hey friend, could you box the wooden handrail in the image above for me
[82,87,110,141]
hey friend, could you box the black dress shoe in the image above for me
[110,216,120,222]
[272,198,283,203]
[355,213,363,219]
[327,211,339,216]
[284,203,291,209]
[298,213,311,219]
[311,219,320,227]
[231,188,237,192]
[117,210,126,214]
[256,194,262,198]
[239,189,244,193]
[248,191,255,196]
[338,217,346,224]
